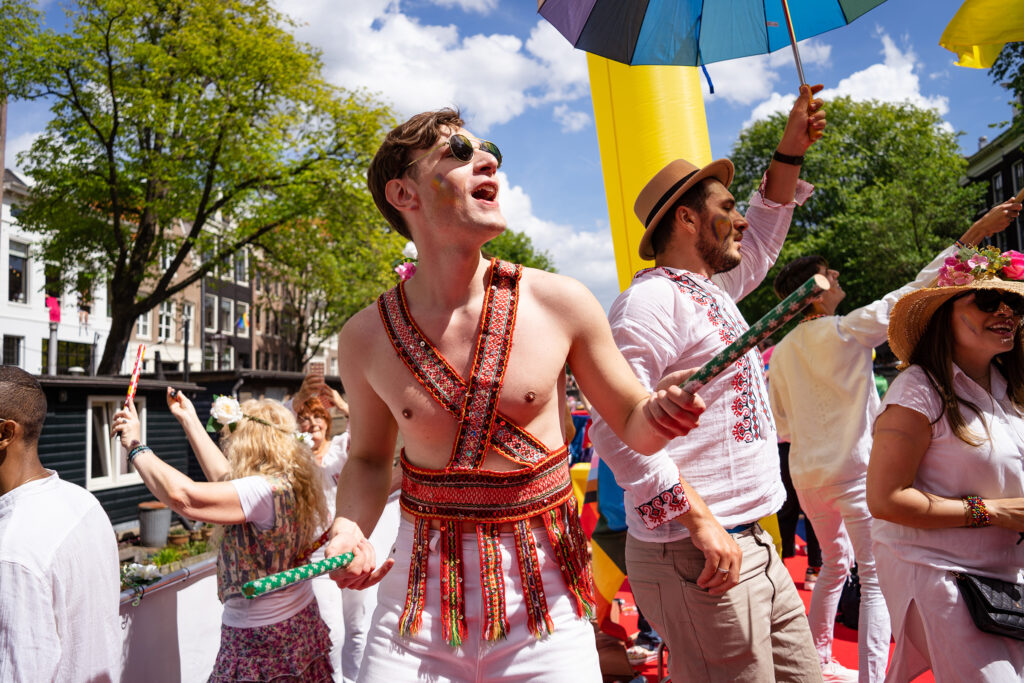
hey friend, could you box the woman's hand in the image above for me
[325,516,394,590]
[112,399,142,449]
[166,386,198,424]
[327,388,349,416]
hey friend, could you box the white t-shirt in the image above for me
[222,476,315,627]
[0,471,121,682]
[872,364,1024,582]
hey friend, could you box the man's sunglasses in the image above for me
[972,289,1024,316]
[403,134,502,172]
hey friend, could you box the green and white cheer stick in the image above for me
[242,552,355,599]
[680,273,829,394]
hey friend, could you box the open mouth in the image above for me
[472,183,498,202]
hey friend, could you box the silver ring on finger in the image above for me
[716,567,729,574]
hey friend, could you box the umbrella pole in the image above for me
[779,0,807,86]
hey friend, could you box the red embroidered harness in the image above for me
[377,259,594,646]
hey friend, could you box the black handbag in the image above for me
[952,571,1024,641]
[836,564,861,630]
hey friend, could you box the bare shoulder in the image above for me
[339,298,386,355]
[518,267,603,321]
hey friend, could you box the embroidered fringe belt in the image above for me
[397,449,594,646]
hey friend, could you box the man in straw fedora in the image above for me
[590,84,827,683]
[768,199,1020,683]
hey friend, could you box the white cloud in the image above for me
[741,32,950,129]
[427,0,497,14]
[497,172,619,308]
[5,130,42,183]
[553,104,591,133]
[703,38,831,105]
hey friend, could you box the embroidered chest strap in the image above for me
[377,260,550,467]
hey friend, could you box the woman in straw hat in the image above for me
[113,391,332,682]
[867,245,1024,681]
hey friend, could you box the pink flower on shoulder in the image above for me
[394,261,417,281]
[1001,251,1024,280]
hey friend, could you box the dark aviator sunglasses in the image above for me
[972,289,1024,316]
[403,134,502,173]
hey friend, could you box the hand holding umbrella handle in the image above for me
[241,552,355,598]
[680,274,829,394]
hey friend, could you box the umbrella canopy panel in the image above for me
[538,0,886,67]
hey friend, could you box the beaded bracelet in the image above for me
[962,495,990,528]
[954,239,969,250]
[127,444,153,466]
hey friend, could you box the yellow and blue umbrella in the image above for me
[538,0,887,86]
[939,0,1024,69]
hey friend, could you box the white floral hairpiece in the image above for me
[207,395,314,448]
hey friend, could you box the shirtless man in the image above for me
[322,109,704,682]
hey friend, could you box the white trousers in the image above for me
[797,477,891,682]
[358,518,601,683]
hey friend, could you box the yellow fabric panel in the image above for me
[939,0,1024,68]
[587,55,713,291]
[758,513,783,557]
[570,462,590,513]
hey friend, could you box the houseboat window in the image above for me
[87,396,146,491]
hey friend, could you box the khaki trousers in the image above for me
[627,524,823,683]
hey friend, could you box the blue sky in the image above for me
[5,0,1016,308]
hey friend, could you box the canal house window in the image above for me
[87,396,146,490]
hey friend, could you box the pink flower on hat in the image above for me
[937,265,974,287]
[1001,250,1024,280]
[967,254,990,271]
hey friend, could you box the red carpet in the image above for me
[607,549,935,682]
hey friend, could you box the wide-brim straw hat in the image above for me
[889,277,1024,363]
[634,158,734,261]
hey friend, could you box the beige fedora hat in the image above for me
[634,158,734,261]
[889,277,1024,363]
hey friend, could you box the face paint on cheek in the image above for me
[712,215,732,243]
[431,174,458,206]
[957,312,982,336]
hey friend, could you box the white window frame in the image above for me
[182,301,195,343]
[234,249,249,284]
[993,171,1005,203]
[236,301,250,338]
[85,396,146,491]
[220,344,235,371]
[136,310,151,339]
[219,298,234,334]
[8,240,30,304]
[158,301,175,341]
[204,293,218,332]
[2,335,24,367]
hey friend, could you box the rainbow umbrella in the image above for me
[538,0,887,86]
[939,0,1024,69]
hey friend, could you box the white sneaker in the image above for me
[821,658,858,683]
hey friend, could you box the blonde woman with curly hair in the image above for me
[113,389,330,682]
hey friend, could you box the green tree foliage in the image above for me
[6,0,396,373]
[989,42,1024,133]
[730,97,985,325]
[483,229,556,271]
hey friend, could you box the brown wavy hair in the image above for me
[908,294,1024,446]
[220,400,327,543]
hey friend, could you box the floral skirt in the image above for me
[209,600,334,682]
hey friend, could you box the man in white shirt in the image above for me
[590,85,827,683]
[768,198,1021,683]
[0,366,121,682]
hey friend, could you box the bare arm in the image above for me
[564,282,704,455]
[867,404,1024,530]
[113,399,245,524]
[166,387,232,482]
[959,199,1023,246]
[324,320,396,589]
[762,84,826,204]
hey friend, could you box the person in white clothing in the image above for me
[767,200,1019,683]
[0,366,121,683]
[113,390,332,682]
[867,244,1024,682]
[589,84,826,683]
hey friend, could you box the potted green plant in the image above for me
[167,527,189,547]
[201,523,215,541]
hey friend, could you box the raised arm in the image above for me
[166,387,232,482]
[113,399,245,524]
[762,84,825,205]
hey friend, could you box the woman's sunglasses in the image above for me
[972,289,1024,316]
[403,134,502,173]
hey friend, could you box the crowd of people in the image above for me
[2,79,1023,683]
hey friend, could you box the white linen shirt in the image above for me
[872,364,1024,583]
[769,246,954,490]
[0,472,121,683]
[590,179,812,542]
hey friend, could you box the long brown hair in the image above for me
[221,399,326,543]
[908,294,1024,445]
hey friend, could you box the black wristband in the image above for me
[772,149,804,166]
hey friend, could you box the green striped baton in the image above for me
[241,552,355,599]
[680,273,829,394]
